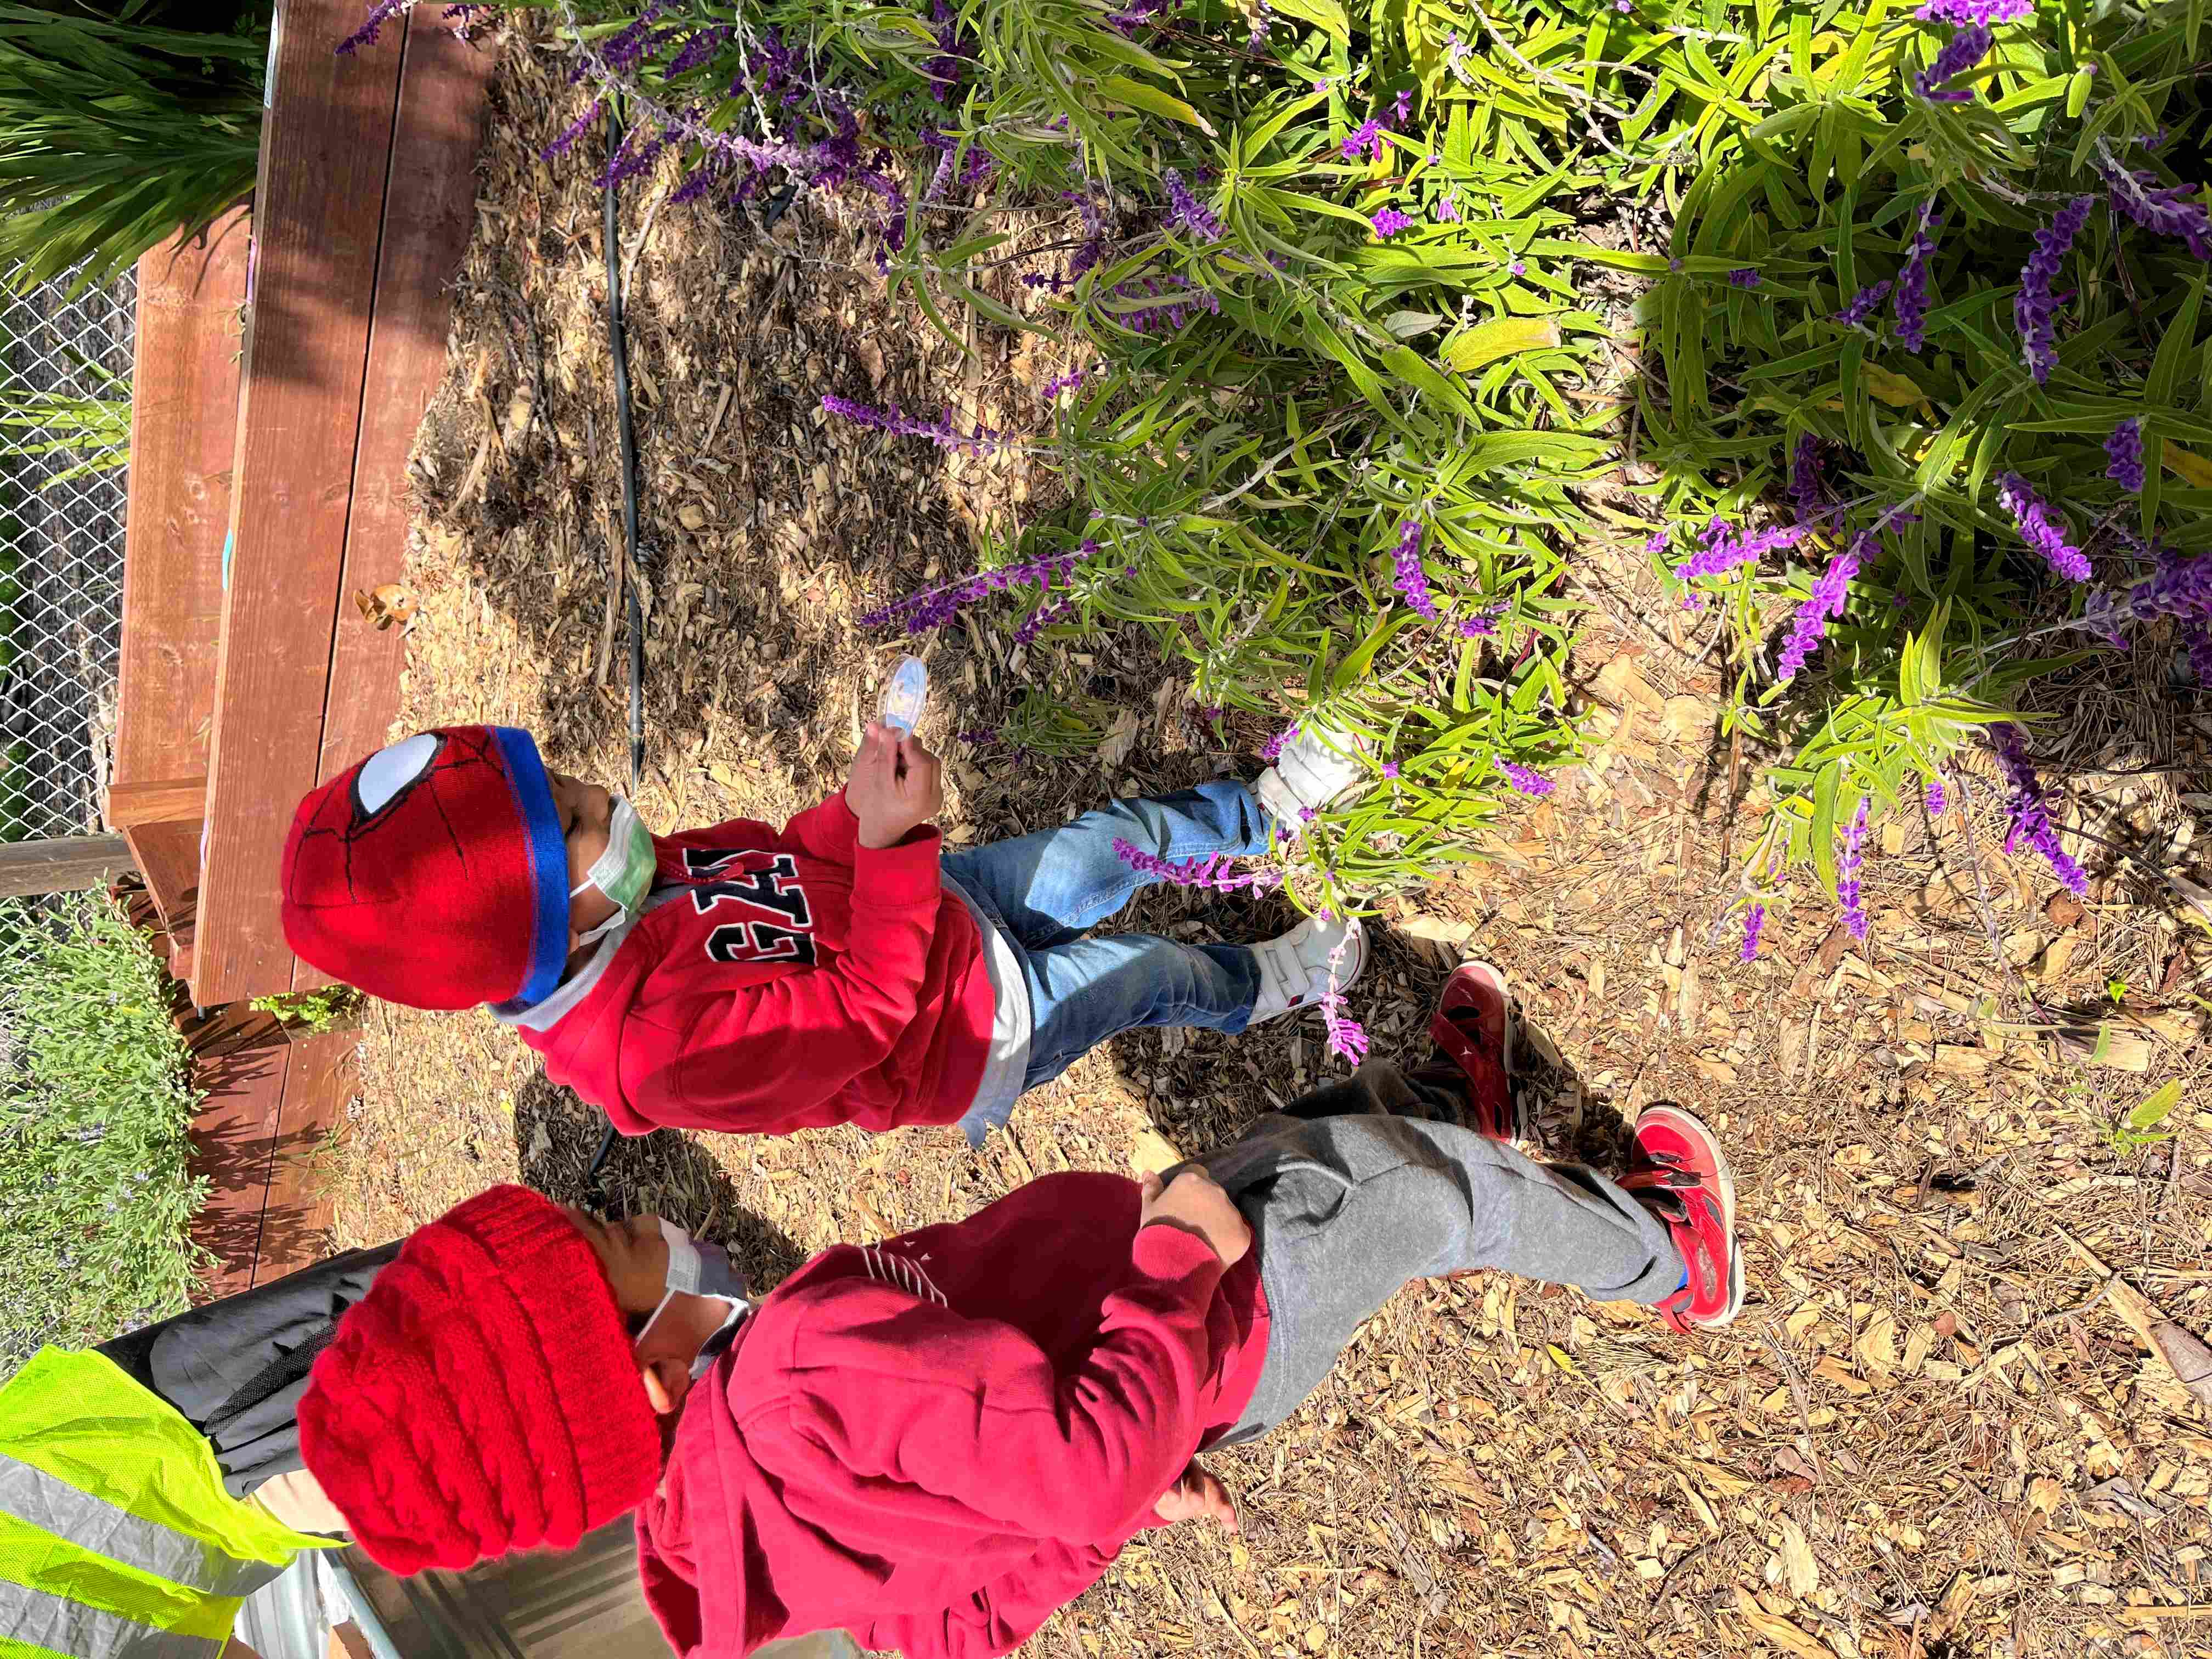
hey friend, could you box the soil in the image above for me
[334,27,2212,1659]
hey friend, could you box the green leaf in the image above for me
[1097,75,1217,136]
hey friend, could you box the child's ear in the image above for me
[639,1356,691,1417]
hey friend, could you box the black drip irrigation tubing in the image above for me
[602,101,648,797]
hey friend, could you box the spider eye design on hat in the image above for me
[280,726,572,1011]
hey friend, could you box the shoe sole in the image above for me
[1635,1103,1743,1328]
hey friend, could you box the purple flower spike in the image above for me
[1831,279,1893,327]
[1728,268,1762,288]
[1791,434,1827,523]
[2127,545,2212,621]
[1741,902,1765,962]
[1393,89,1413,124]
[1372,206,1415,239]
[1113,837,1284,893]
[1164,171,1223,244]
[542,98,607,161]
[1914,0,2028,19]
[1393,521,1440,621]
[1261,724,1299,763]
[1500,762,1554,797]
[2098,155,2212,259]
[2104,417,2146,492]
[1913,22,1990,103]
[1436,195,1463,224]
[1381,761,1401,780]
[2015,195,2094,387]
[1995,472,2090,582]
[1776,529,1871,679]
[2182,620,2212,686]
[1675,516,1803,580]
[822,393,1004,456]
[336,0,408,54]
[1321,926,1369,1063]
[1644,527,1671,557]
[1836,797,1871,942]
[1342,119,1383,161]
[1895,202,1943,353]
[1457,605,1503,639]
[1989,724,2089,897]
[1925,774,1947,815]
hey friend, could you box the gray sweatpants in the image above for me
[1180,1059,1685,1443]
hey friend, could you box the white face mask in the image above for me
[633,1220,750,1359]
[571,796,656,946]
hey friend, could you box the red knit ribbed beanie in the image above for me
[298,1185,662,1575]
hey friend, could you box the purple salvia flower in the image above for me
[2182,620,2212,686]
[2015,195,2094,387]
[1509,258,1527,275]
[822,393,1003,456]
[861,540,1098,635]
[335,0,408,54]
[1831,279,1893,327]
[1393,89,1413,124]
[1039,366,1090,400]
[1500,761,1554,797]
[1457,605,1503,639]
[598,1,666,73]
[2079,587,2130,649]
[1113,838,1284,893]
[1261,725,1298,763]
[1777,529,1872,679]
[665,24,733,76]
[1247,2,1269,45]
[1791,434,1826,523]
[1741,902,1765,962]
[1393,521,1440,621]
[1381,761,1401,780]
[1645,527,1670,557]
[1894,203,1943,353]
[1994,472,2090,581]
[1342,119,1383,161]
[958,726,1000,744]
[1372,206,1415,239]
[2104,417,2146,491]
[1299,806,1318,823]
[1925,774,1947,815]
[541,99,607,161]
[1165,171,1223,243]
[2126,545,2212,621]
[1319,924,1369,1064]
[1675,517,1804,580]
[1912,23,1990,103]
[1915,0,2028,19]
[1988,724,2089,896]
[1728,268,1762,288]
[1436,195,1462,224]
[2097,155,2212,259]
[1836,797,1871,942]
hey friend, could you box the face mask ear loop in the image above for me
[634,1285,681,1355]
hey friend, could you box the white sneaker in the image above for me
[1248,913,1368,1025]
[1255,721,1370,828]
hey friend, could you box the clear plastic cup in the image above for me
[881,656,929,735]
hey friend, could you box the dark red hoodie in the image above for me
[635,1171,1271,1658]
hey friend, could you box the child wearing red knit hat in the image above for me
[280,721,1371,1145]
[301,970,1741,1657]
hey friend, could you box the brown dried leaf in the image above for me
[1778,1519,1819,1598]
[1732,1587,1834,1658]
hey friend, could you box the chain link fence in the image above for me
[1,268,134,847]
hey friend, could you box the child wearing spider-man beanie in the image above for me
[281,726,573,1012]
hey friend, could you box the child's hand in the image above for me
[1153,1462,1238,1532]
[848,720,945,849]
[1138,1168,1250,1268]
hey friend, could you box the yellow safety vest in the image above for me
[0,1348,336,1659]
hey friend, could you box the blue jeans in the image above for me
[942,782,1274,1137]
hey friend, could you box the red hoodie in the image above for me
[636,1171,1271,1659]
[507,794,996,1136]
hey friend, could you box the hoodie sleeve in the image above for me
[626,826,946,1134]
[858,1539,1121,1659]
[780,791,863,864]
[771,1222,1230,1549]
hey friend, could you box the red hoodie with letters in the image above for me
[635,1171,1271,1659]
[509,794,995,1135]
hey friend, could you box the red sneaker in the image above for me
[1427,962,1526,1144]
[1620,1105,1743,1333]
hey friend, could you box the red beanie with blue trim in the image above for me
[280,726,571,1011]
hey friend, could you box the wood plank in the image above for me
[253,1026,355,1285]
[116,212,250,789]
[120,816,201,940]
[106,776,207,828]
[312,19,494,799]
[193,0,407,1006]
[0,834,133,898]
[183,1007,290,1302]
